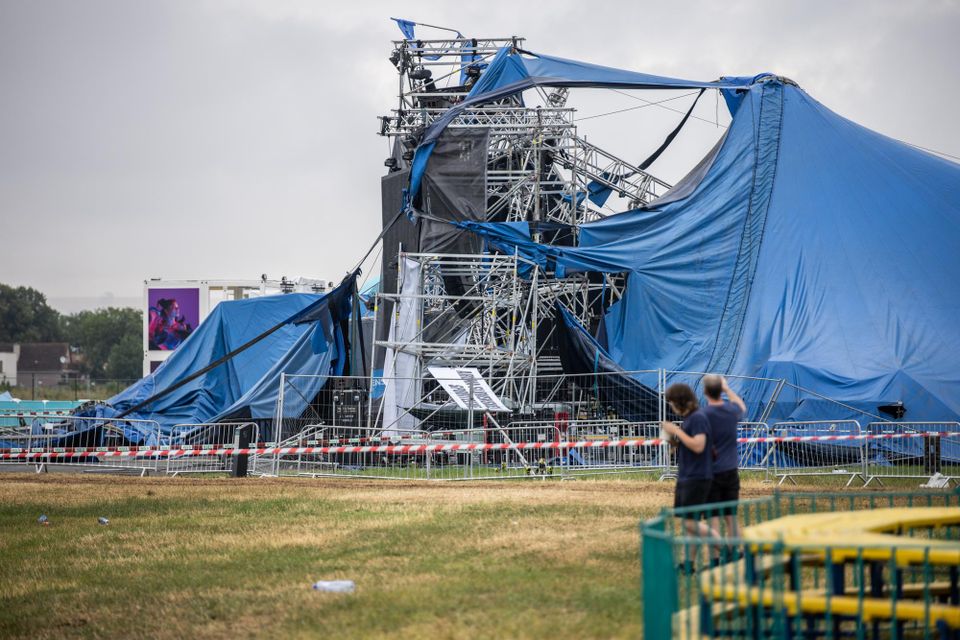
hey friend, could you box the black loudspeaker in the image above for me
[230,423,254,478]
[333,381,365,428]
[878,402,906,420]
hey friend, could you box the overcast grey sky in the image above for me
[2,0,958,311]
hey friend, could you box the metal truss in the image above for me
[380,106,670,220]
[373,35,670,410]
[384,106,575,133]
[372,253,615,410]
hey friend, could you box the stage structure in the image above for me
[371,34,675,428]
[18,25,960,481]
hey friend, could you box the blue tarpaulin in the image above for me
[89,275,359,438]
[408,47,744,204]
[390,18,416,40]
[452,66,960,422]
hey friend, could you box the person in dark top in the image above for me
[661,383,718,569]
[702,374,746,536]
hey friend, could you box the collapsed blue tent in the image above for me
[77,274,361,443]
[437,49,960,423]
[409,48,744,202]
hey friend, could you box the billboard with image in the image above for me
[147,287,199,351]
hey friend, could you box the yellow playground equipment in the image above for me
[641,490,960,639]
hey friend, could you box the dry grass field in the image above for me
[0,473,779,639]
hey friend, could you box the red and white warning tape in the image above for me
[0,431,957,459]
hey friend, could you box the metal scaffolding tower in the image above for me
[373,34,671,413]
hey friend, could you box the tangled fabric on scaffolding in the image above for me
[453,70,960,422]
[78,275,361,441]
[408,47,744,202]
[381,258,422,435]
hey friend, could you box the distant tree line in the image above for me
[0,284,142,380]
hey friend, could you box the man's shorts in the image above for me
[674,478,713,511]
[707,468,740,515]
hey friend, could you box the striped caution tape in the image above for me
[0,431,958,459]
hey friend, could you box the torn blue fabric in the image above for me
[390,18,416,40]
[408,48,751,204]
[459,77,960,420]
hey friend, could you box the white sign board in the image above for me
[427,367,510,412]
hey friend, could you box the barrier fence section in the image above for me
[4,430,960,485]
[865,422,960,487]
[769,420,866,487]
[2,367,959,484]
[640,489,960,640]
[0,414,164,476]
[165,422,259,475]
[0,418,259,476]
[265,371,674,480]
[506,419,670,478]
[737,422,771,478]
[252,425,429,480]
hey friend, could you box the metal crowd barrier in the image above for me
[260,425,415,479]
[529,419,669,478]
[0,416,261,476]
[3,413,959,486]
[164,422,259,475]
[864,421,960,487]
[426,424,564,481]
[769,420,866,487]
[736,422,771,477]
[244,419,763,482]
[256,424,566,481]
[0,414,164,476]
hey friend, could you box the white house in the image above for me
[0,343,19,386]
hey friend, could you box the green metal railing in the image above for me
[640,489,960,639]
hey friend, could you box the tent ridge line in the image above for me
[706,81,785,375]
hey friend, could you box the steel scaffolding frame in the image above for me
[371,251,620,423]
[379,36,672,224]
[371,34,670,431]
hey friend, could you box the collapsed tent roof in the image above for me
[445,55,960,421]
[409,47,748,201]
[97,274,360,436]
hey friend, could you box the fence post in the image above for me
[640,516,677,640]
[851,420,864,487]
[769,432,778,485]
[273,372,286,476]
[658,368,664,424]
[862,425,870,485]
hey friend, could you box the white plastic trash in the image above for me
[312,580,355,593]
[921,473,949,489]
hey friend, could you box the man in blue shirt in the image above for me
[702,374,746,537]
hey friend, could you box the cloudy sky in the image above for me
[2,0,958,312]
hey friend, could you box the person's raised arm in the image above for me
[721,376,747,414]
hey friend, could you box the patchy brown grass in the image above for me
[0,474,781,639]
